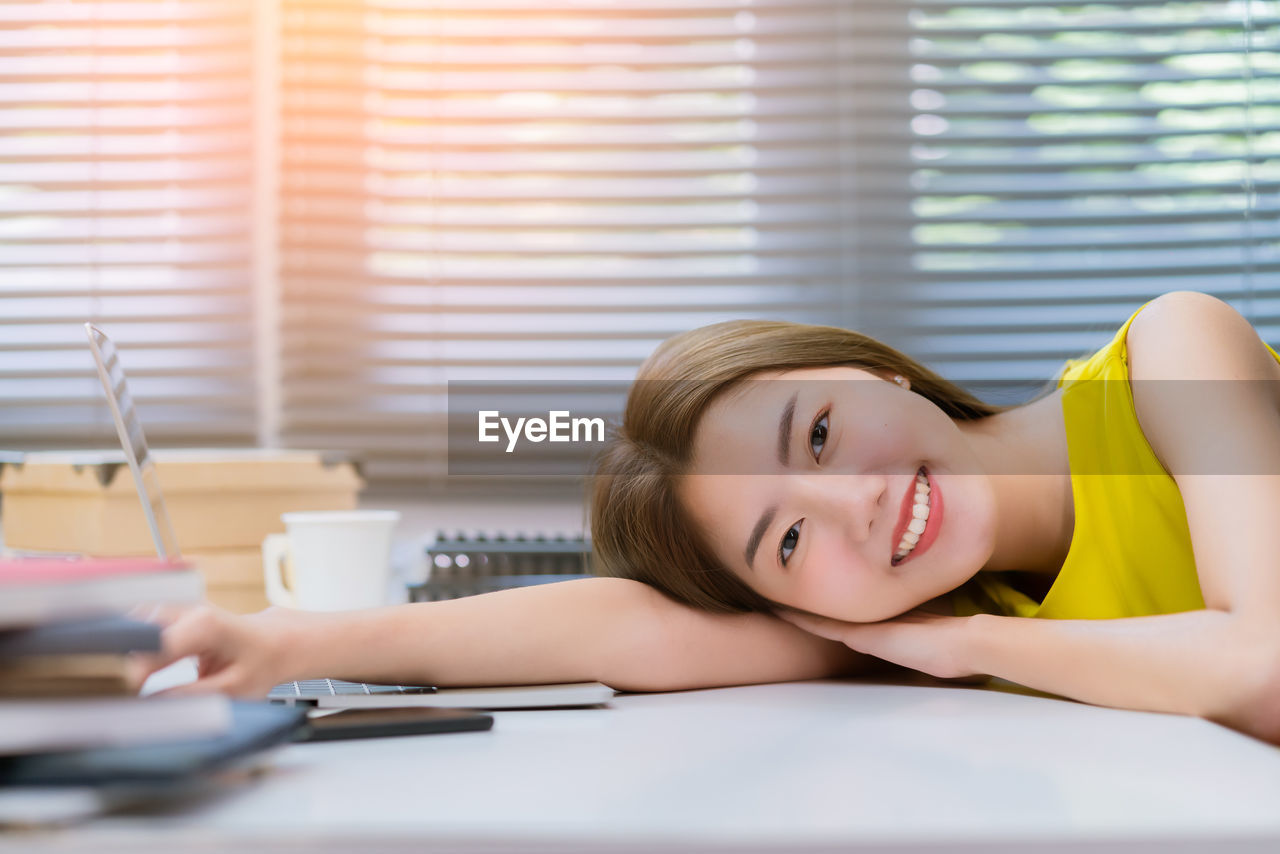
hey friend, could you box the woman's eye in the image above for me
[779,521,802,567]
[810,411,829,460]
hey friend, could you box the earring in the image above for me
[893,374,909,389]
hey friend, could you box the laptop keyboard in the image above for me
[268,679,436,700]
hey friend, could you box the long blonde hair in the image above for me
[588,319,1016,613]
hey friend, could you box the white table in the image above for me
[5,675,1280,853]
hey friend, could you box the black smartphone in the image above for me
[293,707,494,742]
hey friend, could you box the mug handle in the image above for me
[262,533,297,608]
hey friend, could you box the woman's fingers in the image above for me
[128,603,297,699]
[127,602,196,629]
[775,605,982,681]
[123,603,296,699]
[123,606,186,692]
[152,668,243,698]
[124,603,207,687]
[126,605,236,693]
[160,607,229,660]
[773,608,859,645]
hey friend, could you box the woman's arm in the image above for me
[777,605,1280,743]
[963,610,1280,741]
[952,293,1270,741]
[1123,291,1280,621]
[133,577,883,697]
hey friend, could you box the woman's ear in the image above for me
[868,368,910,391]
[876,370,910,391]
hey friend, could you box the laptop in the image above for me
[85,323,614,711]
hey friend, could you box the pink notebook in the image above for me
[0,557,202,627]
[0,557,193,584]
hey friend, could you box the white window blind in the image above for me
[279,0,1279,491]
[2,1,1274,490]
[854,0,1280,403]
[0,0,257,449]
[277,1,866,490]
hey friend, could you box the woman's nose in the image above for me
[794,473,887,543]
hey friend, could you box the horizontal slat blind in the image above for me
[0,0,257,448]
[7,2,1269,485]
[852,0,1280,401]
[278,1,866,489]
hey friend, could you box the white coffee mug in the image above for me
[262,510,400,611]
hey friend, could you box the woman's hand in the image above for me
[774,607,987,682]
[126,603,308,699]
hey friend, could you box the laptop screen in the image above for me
[85,323,181,560]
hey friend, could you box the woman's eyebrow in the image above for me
[776,391,798,466]
[743,390,800,572]
[743,505,776,573]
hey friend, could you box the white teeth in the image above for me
[894,474,932,560]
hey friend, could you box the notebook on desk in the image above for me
[268,679,612,709]
[86,323,614,711]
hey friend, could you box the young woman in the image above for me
[130,290,1280,745]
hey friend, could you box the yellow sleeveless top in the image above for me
[952,299,1280,620]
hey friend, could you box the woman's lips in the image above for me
[890,466,942,567]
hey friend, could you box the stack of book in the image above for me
[0,556,306,824]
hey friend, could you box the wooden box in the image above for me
[187,547,280,615]
[0,449,363,557]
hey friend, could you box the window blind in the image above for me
[0,0,257,449]
[852,0,1280,403]
[4,1,1272,488]
[279,0,1279,491]
[277,1,868,491]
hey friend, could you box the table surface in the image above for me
[5,675,1280,853]
[5,500,1280,852]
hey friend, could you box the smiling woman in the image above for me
[587,312,1052,623]
[675,364,1018,624]
[588,290,1280,743]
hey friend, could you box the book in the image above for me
[0,695,233,756]
[0,655,133,697]
[0,615,160,659]
[0,701,306,786]
[0,557,193,585]
[269,679,615,710]
[0,558,202,628]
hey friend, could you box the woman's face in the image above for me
[678,365,998,622]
